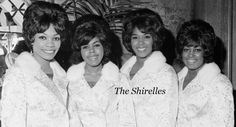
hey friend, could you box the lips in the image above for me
[186,59,196,63]
[137,47,146,51]
[43,50,55,54]
[88,55,99,61]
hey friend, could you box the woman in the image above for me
[69,14,122,68]
[176,19,234,127]
[1,1,70,127]
[67,20,135,127]
[120,13,178,127]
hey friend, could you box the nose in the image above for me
[46,38,55,47]
[188,49,195,57]
[138,36,144,45]
[88,46,95,53]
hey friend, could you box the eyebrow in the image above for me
[87,40,100,45]
[40,33,60,36]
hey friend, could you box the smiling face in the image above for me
[131,27,153,61]
[182,44,204,71]
[32,24,61,63]
[81,37,104,67]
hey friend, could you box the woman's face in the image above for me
[131,27,153,61]
[33,24,61,63]
[81,37,104,67]
[182,45,204,71]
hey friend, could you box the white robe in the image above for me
[176,63,234,127]
[120,51,178,127]
[67,61,136,127]
[1,52,69,127]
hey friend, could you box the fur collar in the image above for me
[120,51,166,75]
[14,51,66,78]
[67,61,119,82]
[178,62,221,84]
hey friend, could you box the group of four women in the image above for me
[1,1,234,127]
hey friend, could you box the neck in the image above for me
[136,56,147,66]
[187,69,198,77]
[135,52,152,65]
[85,63,103,75]
[33,55,52,74]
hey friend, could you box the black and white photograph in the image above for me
[0,0,235,127]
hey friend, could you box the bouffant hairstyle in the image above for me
[176,19,216,63]
[122,14,164,54]
[22,1,69,51]
[70,21,111,65]
[70,14,122,67]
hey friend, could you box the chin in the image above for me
[43,56,55,61]
[86,62,101,67]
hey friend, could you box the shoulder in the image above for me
[2,66,25,93]
[211,74,233,93]
[50,60,66,77]
[67,62,85,81]
[102,61,120,82]
[152,63,177,79]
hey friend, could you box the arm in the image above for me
[149,67,178,127]
[211,76,234,127]
[118,75,136,127]
[1,68,27,127]
[67,88,83,127]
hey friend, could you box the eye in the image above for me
[193,48,202,53]
[131,35,138,40]
[144,34,152,39]
[81,45,89,50]
[54,36,61,41]
[94,43,101,47]
[38,36,47,40]
[183,47,190,52]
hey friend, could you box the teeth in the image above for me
[137,48,145,51]
[89,56,98,60]
[187,60,195,63]
[44,50,54,54]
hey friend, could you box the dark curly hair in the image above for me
[176,19,216,63]
[22,1,69,51]
[70,14,122,67]
[70,21,111,65]
[122,15,164,54]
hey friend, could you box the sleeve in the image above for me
[211,76,234,127]
[149,67,178,127]
[1,68,27,127]
[67,87,83,127]
[117,74,136,127]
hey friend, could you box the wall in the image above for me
[137,0,193,35]
[194,0,235,88]
[232,0,236,89]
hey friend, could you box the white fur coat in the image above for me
[176,63,234,127]
[67,61,136,127]
[1,52,69,127]
[120,51,178,127]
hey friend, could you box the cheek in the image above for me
[55,41,61,49]
[146,40,153,50]
[32,42,42,52]
[131,41,137,49]
[96,47,104,57]
[181,52,187,58]
[81,50,87,59]
[147,41,153,48]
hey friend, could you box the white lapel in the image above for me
[15,51,67,106]
[120,51,166,82]
[67,61,120,111]
[178,62,221,92]
[67,61,119,91]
